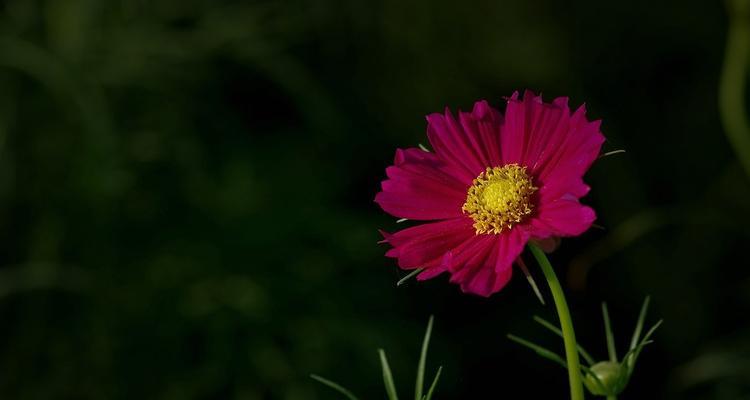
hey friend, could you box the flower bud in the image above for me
[583,361,628,396]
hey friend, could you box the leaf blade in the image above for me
[507,334,568,369]
[629,296,651,351]
[602,302,617,362]
[533,315,596,366]
[415,316,434,400]
[423,366,443,400]
[310,374,360,400]
[397,268,423,287]
[518,257,545,305]
[379,349,399,400]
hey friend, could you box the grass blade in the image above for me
[622,341,654,366]
[599,149,626,158]
[379,349,399,400]
[625,319,662,373]
[533,315,596,366]
[640,319,662,346]
[602,302,617,362]
[422,366,442,400]
[629,296,651,351]
[310,374,360,400]
[507,334,567,369]
[579,364,606,393]
[397,268,423,287]
[634,320,662,360]
[415,316,434,400]
[517,257,545,305]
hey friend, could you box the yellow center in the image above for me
[462,164,537,234]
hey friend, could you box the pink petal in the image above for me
[527,198,597,238]
[501,90,570,168]
[500,91,534,164]
[525,101,604,197]
[381,217,475,274]
[375,148,468,220]
[426,101,505,183]
[537,176,591,205]
[534,115,605,199]
[458,100,504,168]
[444,227,529,297]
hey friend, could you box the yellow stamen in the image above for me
[462,164,537,234]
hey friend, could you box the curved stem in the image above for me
[529,244,585,400]
[720,0,750,178]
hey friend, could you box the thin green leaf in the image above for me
[602,302,617,362]
[533,315,596,366]
[579,364,606,393]
[517,257,545,305]
[629,296,651,351]
[423,366,442,400]
[599,149,626,158]
[507,334,567,369]
[310,374,360,400]
[640,319,662,345]
[632,320,662,361]
[622,340,654,378]
[415,316,434,400]
[624,319,662,374]
[397,268,423,287]
[622,341,654,366]
[379,349,399,400]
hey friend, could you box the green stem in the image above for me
[720,0,750,178]
[529,244,584,400]
[607,396,617,400]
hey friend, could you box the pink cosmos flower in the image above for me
[375,91,605,297]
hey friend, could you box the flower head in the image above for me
[375,91,605,296]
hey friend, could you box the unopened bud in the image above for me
[583,361,628,396]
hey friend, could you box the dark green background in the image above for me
[1,0,748,399]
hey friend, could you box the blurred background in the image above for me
[1,0,749,399]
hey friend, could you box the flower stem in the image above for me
[720,0,750,179]
[528,244,584,400]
